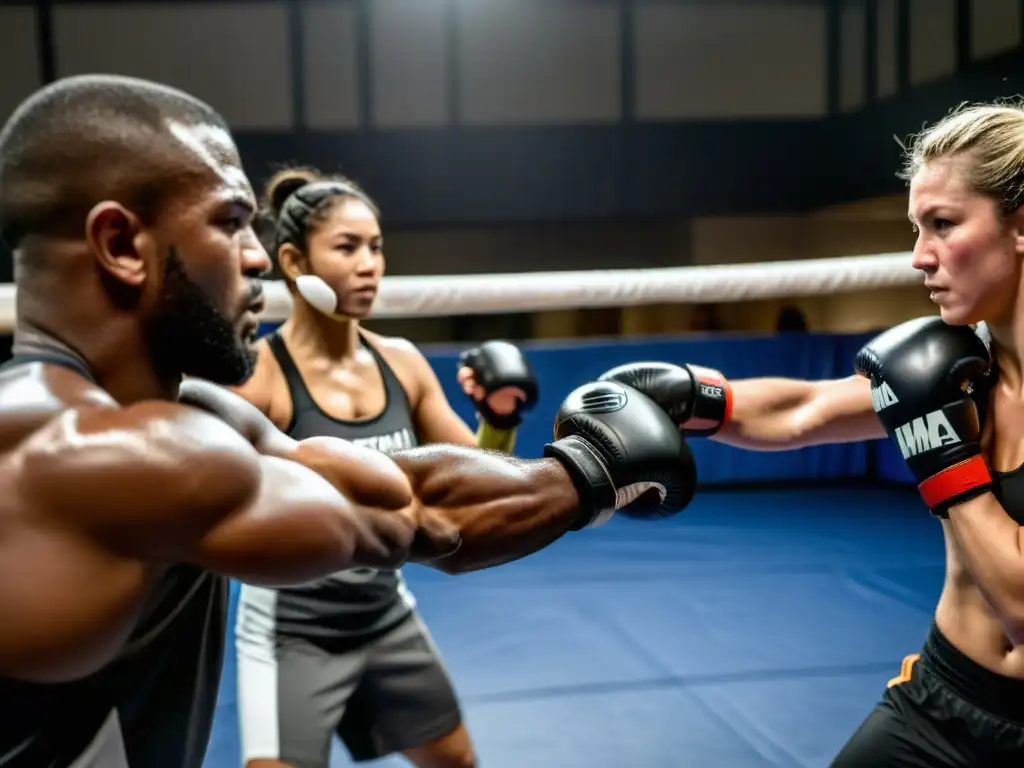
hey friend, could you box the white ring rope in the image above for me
[264,251,919,321]
[0,252,919,330]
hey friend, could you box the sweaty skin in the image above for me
[180,376,580,572]
[716,374,1024,678]
[0,101,591,689]
[0,363,580,685]
[232,325,484,447]
[234,184,523,453]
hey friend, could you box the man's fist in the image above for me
[458,341,539,429]
[855,316,994,515]
[544,381,698,529]
[599,362,732,437]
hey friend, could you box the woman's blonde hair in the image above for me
[899,99,1024,214]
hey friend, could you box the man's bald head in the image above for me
[0,74,232,251]
[0,76,265,387]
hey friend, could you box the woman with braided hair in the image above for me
[230,167,538,768]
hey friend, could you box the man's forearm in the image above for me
[287,437,583,575]
[177,382,581,573]
[391,444,582,574]
[947,493,1024,640]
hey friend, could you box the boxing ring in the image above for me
[201,255,931,768]
[1,255,935,767]
[211,483,939,768]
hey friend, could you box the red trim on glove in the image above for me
[918,455,992,509]
[720,377,734,426]
[683,366,733,431]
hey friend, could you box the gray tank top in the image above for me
[0,355,228,768]
[238,331,419,645]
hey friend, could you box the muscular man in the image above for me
[602,94,1024,756]
[0,74,696,767]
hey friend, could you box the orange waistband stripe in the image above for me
[886,653,920,689]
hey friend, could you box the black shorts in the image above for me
[830,623,1024,767]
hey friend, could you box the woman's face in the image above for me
[305,197,384,319]
[909,156,1022,326]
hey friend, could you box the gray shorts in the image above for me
[236,613,463,767]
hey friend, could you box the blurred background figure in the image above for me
[776,306,809,333]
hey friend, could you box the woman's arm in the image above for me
[390,339,522,452]
[716,375,886,450]
[600,363,885,451]
[403,345,479,447]
[946,494,1024,644]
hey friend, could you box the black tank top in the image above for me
[0,354,227,768]
[236,331,419,645]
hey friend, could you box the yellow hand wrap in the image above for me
[476,420,517,455]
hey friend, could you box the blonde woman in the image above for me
[605,102,1024,764]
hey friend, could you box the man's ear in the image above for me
[85,202,151,288]
[276,243,306,282]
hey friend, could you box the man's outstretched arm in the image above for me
[2,375,690,682]
[179,377,696,574]
[288,439,581,573]
[14,402,428,585]
[0,398,437,683]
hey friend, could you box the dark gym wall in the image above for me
[826,0,1024,206]
[0,1,831,231]
[1,0,1023,277]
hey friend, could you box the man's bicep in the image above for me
[13,403,361,584]
[14,402,266,554]
[189,454,360,585]
[0,404,358,680]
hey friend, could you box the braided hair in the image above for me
[261,167,380,276]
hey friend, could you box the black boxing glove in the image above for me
[598,362,732,437]
[543,381,698,529]
[855,316,994,516]
[458,340,539,429]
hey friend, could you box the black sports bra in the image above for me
[992,468,1024,524]
[971,323,1024,523]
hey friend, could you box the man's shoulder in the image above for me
[0,361,117,450]
[0,364,253,464]
[178,378,281,450]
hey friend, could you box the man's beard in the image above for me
[147,248,258,386]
